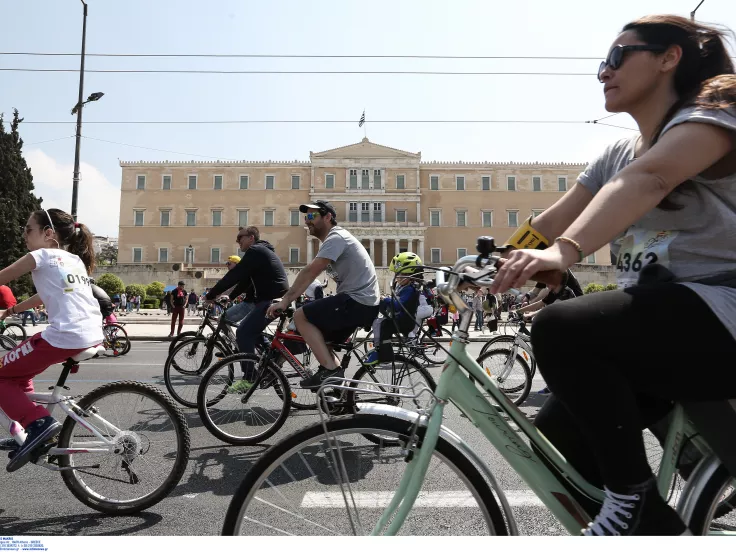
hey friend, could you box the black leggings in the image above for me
[531,283,736,492]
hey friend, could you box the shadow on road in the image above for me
[0,511,163,536]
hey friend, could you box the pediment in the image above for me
[311,138,420,160]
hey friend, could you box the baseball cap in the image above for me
[226,255,241,264]
[299,200,337,221]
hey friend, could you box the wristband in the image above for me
[504,216,550,250]
[554,236,585,263]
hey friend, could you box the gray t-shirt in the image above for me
[316,226,380,306]
[578,105,736,340]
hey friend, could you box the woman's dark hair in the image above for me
[621,15,736,210]
[33,208,96,273]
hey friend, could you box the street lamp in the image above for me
[71,0,105,221]
[186,245,194,267]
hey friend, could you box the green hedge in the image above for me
[96,273,125,296]
[146,281,165,299]
[142,298,160,309]
[125,283,147,302]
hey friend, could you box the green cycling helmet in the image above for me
[389,252,422,275]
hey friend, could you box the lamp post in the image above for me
[70,0,104,221]
[186,245,194,268]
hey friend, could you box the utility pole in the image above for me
[691,0,705,21]
[71,0,88,221]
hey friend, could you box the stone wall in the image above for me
[94,262,616,294]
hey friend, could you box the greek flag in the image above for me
[359,110,365,127]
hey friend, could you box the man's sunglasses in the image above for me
[304,212,322,221]
[598,44,666,82]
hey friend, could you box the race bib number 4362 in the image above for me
[616,229,678,289]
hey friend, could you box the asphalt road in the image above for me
[0,341,733,536]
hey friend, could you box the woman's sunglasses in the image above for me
[598,44,666,82]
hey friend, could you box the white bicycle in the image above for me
[0,337,190,514]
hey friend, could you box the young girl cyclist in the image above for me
[490,15,736,535]
[0,208,103,472]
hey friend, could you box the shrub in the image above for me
[605,283,618,291]
[146,281,165,299]
[584,283,606,294]
[125,284,147,302]
[96,273,125,296]
[143,298,160,309]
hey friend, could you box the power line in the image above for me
[23,119,606,125]
[82,135,239,160]
[0,68,597,76]
[23,135,75,146]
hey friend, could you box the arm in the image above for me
[515,293,548,314]
[207,258,250,299]
[280,258,331,305]
[1,294,43,320]
[0,254,36,287]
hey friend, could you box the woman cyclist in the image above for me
[0,208,103,472]
[489,15,736,536]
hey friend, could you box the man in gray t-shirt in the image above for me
[267,200,380,389]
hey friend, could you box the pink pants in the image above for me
[0,334,86,428]
[104,313,118,324]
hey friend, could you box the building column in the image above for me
[407,238,413,253]
[369,237,375,264]
[418,238,425,263]
[307,235,314,263]
[382,239,388,266]
[417,201,421,223]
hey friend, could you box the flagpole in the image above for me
[363,107,367,138]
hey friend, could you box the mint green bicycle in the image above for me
[221,238,736,536]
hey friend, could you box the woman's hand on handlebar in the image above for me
[488,247,569,294]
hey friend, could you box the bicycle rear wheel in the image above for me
[417,330,447,364]
[57,380,190,515]
[221,414,507,536]
[476,348,532,406]
[0,334,16,351]
[164,337,230,407]
[0,322,27,345]
[478,335,537,379]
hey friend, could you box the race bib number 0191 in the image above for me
[58,266,92,293]
[616,229,678,289]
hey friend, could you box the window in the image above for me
[431,249,441,264]
[456,176,465,191]
[136,175,145,190]
[396,175,405,190]
[239,175,249,190]
[456,210,467,227]
[430,175,439,190]
[186,210,196,226]
[211,248,221,264]
[349,169,358,189]
[482,211,493,227]
[133,248,142,263]
[162,175,171,190]
[264,210,274,226]
[238,210,248,227]
[160,210,170,227]
[290,210,300,226]
[373,202,383,222]
[482,176,491,191]
[134,210,144,226]
[374,169,382,189]
[289,248,299,264]
[587,253,596,264]
[214,175,223,190]
[361,169,369,189]
[507,210,519,227]
[396,210,407,223]
[507,176,516,191]
[532,209,545,218]
[361,202,370,223]
[430,210,441,227]
[291,175,300,190]
[558,176,568,192]
[188,175,197,190]
[158,248,168,263]
[212,210,222,227]
[457,248,468,260]
[533,176,542,192]
[325,174,335,189]
[266,175,275,190]
[349,202,358,223]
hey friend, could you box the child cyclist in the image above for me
[364,252,424,365]
[0,208,103,472]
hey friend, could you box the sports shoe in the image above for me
[583,479,691,536]
[6,416,62,473]
[363,351,379,366]
[0,437,19,452]
[300,366,345,389]
[537,387,552,395]
[227,379,254,394]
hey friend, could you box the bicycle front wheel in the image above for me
[417,330,448,365]
[0,322,27,345]
[476,348,532,406]
[222,414,507,536]
[164,337,230,407]
[58,380,190,515]
[478,335,537,379]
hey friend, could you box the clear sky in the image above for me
[2,0,735,237]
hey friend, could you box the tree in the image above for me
[96,243,118,266]
[96,273,124,296]
[0,110,42,297]
[146,281,165,299]
[125,283,147,302]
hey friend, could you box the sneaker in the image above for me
[363,351,379,366]
[537,387,552,395]
[300,366,345,389]
[0,437,19,452]
[227,379,254,394]
[6,416,61,473]
[583,479,691,536]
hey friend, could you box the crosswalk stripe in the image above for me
[300,490,542,508]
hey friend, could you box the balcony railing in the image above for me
[342,221,424,227]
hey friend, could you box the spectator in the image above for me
[0,285,17,310]
[169,281,187,337]
[472,292,484,331]
[120,292,127,314]
[20,307,37,327]
[112,293,120,312]
[187,291,198,315]
[163,291,172,314]
[135,294,141,313]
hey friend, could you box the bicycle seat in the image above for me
[70,344,105,362]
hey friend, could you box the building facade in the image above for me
[117,138,610,288]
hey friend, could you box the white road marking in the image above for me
[184,493,199,499]
[300,490,542,508]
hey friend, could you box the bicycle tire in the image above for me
[168,331,199,357]
[0,322,27,345]
[684,463,736,534]
[0,334,16,351]
[475,348,532,406]
[164,337,231,407]
[221,413,508,536]
[417,328,448,365]
[478,335,537,378]
[197,353,292,445]
[57,380,190,515]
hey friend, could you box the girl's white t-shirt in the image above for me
[29,248,104,349]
